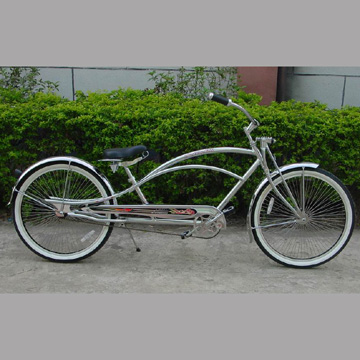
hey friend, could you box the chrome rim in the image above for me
[15,164,111,260]
[253,170,352,266]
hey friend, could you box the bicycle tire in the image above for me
[13,159,114,262]
[250,167,355,268]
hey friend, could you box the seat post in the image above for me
[123,166,149,204]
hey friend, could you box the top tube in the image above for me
[142,147,256,183]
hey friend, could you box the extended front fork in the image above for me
[255,138,304,220]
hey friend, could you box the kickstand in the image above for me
[125,226,141,252]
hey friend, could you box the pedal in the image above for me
[180,230,192,239]
[223,206,235,216]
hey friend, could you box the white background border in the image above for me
[1,1,359,358]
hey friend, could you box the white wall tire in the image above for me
[13,160,114,262]
[251,168,355,268]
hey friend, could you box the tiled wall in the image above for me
[36,66,360,109]
[38,67,160,100]
[284,67,360,108]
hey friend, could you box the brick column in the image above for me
[237,67,279,105]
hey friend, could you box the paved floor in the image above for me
[1,219,359,293]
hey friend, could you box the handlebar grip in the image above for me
[208,93,230,106]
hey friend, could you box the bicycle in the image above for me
[8,93,355,268]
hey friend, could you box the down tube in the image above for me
[217,159,261,211]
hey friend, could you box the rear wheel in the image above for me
[13,160,114,262]
[250,168,355,268]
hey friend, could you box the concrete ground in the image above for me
[0,219,359,293]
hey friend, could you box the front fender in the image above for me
[246,162,319,243]
[8,156,115,206]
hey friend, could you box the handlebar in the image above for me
[208,93,230,106]
[208,92,259,128]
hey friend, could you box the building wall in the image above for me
[36,66,360,109]
[38,67,160,100]
[283,67,360,109]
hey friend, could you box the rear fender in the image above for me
[8,156,115,206]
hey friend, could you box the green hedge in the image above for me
[1,88,360,217]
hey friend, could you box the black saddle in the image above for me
[103,145,147,160]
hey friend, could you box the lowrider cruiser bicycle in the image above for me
[9,93,355,268]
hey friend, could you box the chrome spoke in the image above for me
[255,170,350,264]
[18,166,111,256]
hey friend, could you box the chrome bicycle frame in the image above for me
[44,95,307,232]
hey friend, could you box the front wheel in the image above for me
[13,160,114,262]
[250,168,355,268]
